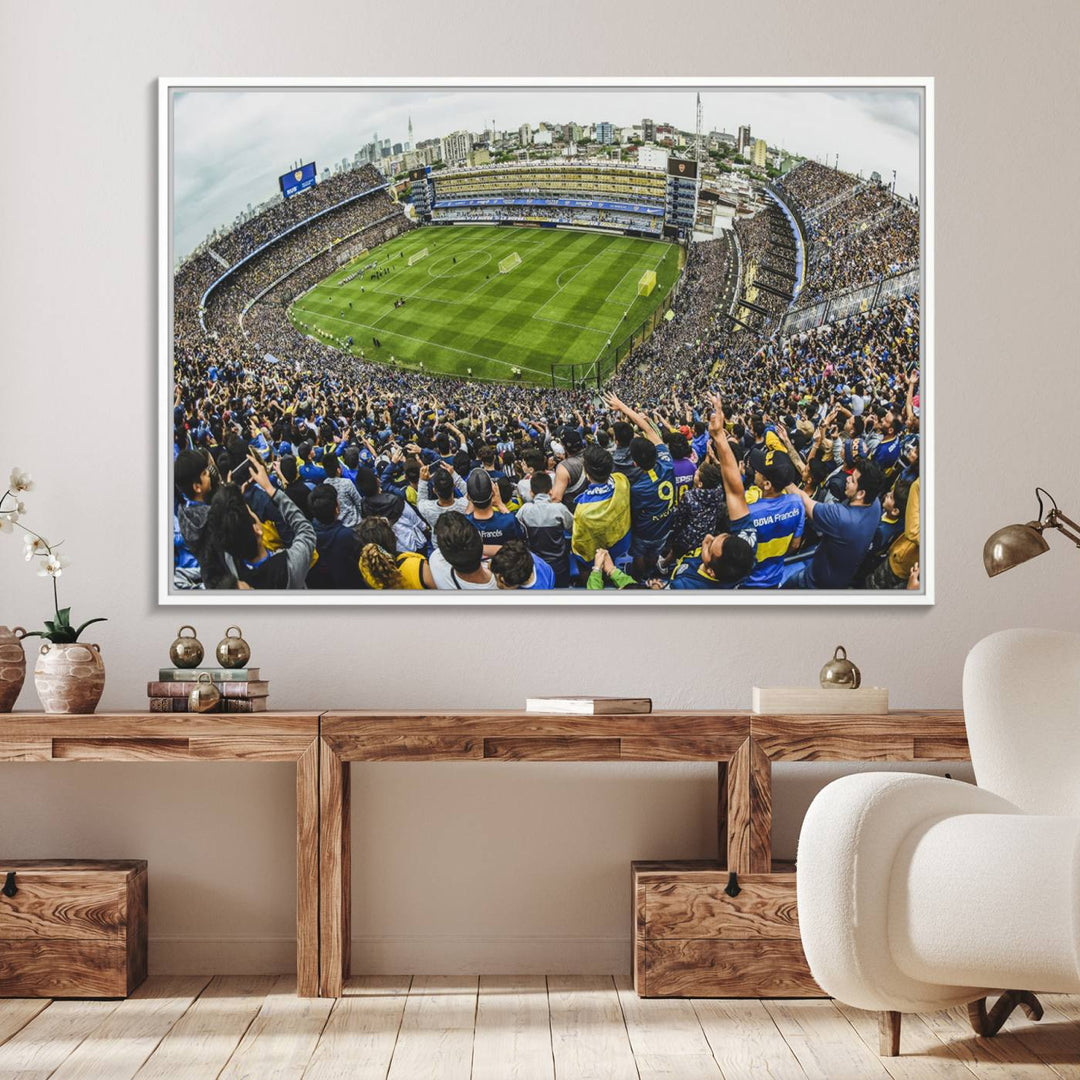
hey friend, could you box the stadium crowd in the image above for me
[430,205,662,233]
[171,160,921,593]
[774,161,919,303]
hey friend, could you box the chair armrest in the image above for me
[797,772,1018,1012]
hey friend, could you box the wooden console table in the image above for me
[2,708,971,999]
[318,708,969,998]
[0,712,321,997]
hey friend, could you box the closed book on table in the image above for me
[222,698,268,713]
[525,696,652,715]
[146,680,269,699]
[148,696,269,713]
[0,859,147,998]
[158,668,261,682]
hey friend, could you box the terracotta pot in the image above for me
[0,626,27,713]
[34,642,106,714]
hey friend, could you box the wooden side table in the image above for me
[0,712,322,997]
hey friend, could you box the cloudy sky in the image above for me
[172,85,922,256]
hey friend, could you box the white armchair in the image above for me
[796,628,1080,1055]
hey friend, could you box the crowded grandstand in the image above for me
[172,147,922,594]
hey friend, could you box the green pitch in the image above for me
[288,225,682,386]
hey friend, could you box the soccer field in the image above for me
[288,225,683,386]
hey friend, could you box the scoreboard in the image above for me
[666,156,699,179]
[279,162,317,199]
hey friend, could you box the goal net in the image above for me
[407,247,429,266]
[637,269,657,296]
[499,252,522,274]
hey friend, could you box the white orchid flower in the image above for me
[0,513,14,534]
[8,468,34,493]
[38,553,69,578]
[23,534,49,560]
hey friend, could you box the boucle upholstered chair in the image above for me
[797,628,1080,1056]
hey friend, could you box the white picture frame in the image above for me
[160,76,933,606]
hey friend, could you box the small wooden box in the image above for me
[632,860,822,998]
[752,686,889,714]
[0,859,148,998]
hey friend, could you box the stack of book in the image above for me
[148,668,269,713]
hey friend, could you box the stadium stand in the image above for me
[427,162,668,236]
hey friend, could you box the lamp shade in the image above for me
[983,522,1050,577]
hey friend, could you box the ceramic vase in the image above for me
[0,626,27,712]
[34,642,106,714]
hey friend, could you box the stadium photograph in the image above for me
[163,79,928,602]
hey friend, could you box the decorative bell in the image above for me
[188,672,221,713]
[819,645,861,689]
[169,625,204,669]
[215,626,251,669]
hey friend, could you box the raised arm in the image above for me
[707,393,748,521]
[904,368,919,426]
[603,390,662,445]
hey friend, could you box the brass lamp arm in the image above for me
[1045,509,1080,548]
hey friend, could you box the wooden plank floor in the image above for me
[1,977,1078,1079]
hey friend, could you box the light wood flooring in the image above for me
[1,974,1079,1079]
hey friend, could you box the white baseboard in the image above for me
[148,935,630,975]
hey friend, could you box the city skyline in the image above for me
[173,86,922,256]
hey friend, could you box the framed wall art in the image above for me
[160,77,932,604]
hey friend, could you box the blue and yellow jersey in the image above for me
[628,444,676,545]
[668,514,757,590]
[571,473,631,561]
[741,493,805,588]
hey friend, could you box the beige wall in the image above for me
[1,0,1077,973]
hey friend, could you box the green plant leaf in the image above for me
[73,618,107,641]
[43,620,57,635]
[55,608,71,627]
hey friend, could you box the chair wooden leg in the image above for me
[969,991,1044,1038]
[879,1010,902,1056]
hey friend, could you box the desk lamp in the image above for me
[984,488,1080,577]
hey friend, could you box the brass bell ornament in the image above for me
[188,672,221,713]
[216,626,251,669]
[169,625,204,669]
[820,645,861,689]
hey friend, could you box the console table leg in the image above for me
[717,761,728,869]
[319,738,351,997]
[296,738,320,997]
[727,738,772,874]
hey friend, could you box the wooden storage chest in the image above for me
[632,859,822,998]
[0,859,148,997]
